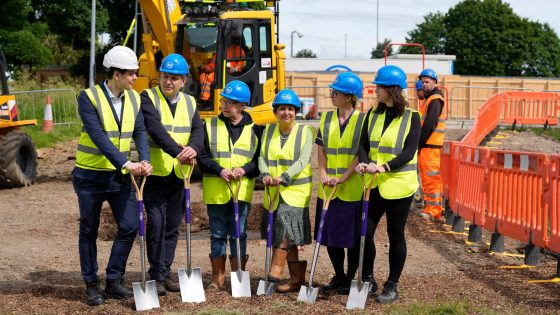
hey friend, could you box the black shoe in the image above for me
[337,276,352,295]
[105,278,133,299]
[363,275,379,294]
[155,280,167,296]
[323,275,345,291]
[163,277,180,292]
[85,280,105,306]
[376,281,399,304]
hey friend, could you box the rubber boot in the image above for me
[207,254,226,290]
[276,260,307,293]
[268,249,288,282]
[229,255,249,272]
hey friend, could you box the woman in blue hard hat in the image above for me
[258,89,314,293]
[197,80,263,290]
[140,53,205,295]
[315,72,374,295]
[356,65,421,304]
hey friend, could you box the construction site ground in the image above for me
[0,126,559,314]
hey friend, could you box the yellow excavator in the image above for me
[0,47,38,188]
[135,0,286,124]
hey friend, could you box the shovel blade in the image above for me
[346,280,370,310]
[230,270,251,298]
[178,267,205,303]
[132,280,160,311]
[256,279,276,296]
[297,285,318,303]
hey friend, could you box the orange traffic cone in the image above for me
[42,95,54,133]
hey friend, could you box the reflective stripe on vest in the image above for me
[76,86,139,171]
[200,72,214,101]
[262,123,313,209]
[146,87,195,178]
[368,107,419,199]
[319,110,364,202]
[202,117,257,204]
[420,94,445,146]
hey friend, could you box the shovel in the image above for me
[177,163,205,303]
[346,174,377,310]
[226,178,251,297]
[130,174,160,311]
[256,185,280,296]
[297,184,337,304]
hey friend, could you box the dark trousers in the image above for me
[143,174,184,281]
[369,188,413,283]
[73,175,138,283]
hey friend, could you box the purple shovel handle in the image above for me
[361,200,369,236]
[266,212,274,248]
[234,201,241,239]
[137,200,145,237]
[316,209,328,244]
[184,188,191,224]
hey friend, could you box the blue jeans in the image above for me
[207,200,250,258]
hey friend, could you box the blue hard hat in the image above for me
[418,68,438,83]
[372,65,407,89]
[272,89,301,109]
[415,80,423,91]
[329,72,363,98]
[220,80,251,104]
[160,53,189,75]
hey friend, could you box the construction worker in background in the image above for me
[315,72,373,295]
[415,79,425,101]
[258,89,314,293]
[198,43,246,102]
[197,80,262,290]
[412,79,425,209]
[140,53,204,295]
[356,65,421,304]
[72,45,152,306]
[416,69,446,222]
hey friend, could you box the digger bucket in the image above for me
[298,184,337,304]
[130,175,160,311]
[177,164,205,303]
[346,174,376,310]
[257,186,279,296]
[227,180,251,298]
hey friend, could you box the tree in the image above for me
[370,38,393,59]
[295,49,317,58]
[400,12,445,55]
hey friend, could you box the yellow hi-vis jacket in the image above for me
[145,87,195,178]
[261,123,314,210]
[76,85,139,172]
[319,109,365,202]
[419,93,445,146]
[367,107,419,199]
[202,117,257,204]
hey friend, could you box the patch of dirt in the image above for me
[486,129,560,154]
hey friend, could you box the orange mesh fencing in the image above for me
[548,155,560,253]
[502,92,559,126]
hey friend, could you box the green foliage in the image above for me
[531,127,560,141]
[26,124,81,149]
[98,0,135,46]
[370,38,393,59]
[401,0,560,77]
[295,49,317,58]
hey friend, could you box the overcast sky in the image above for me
[278,0,560,59]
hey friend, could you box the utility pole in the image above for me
[89,0,96,87]
[344,34,347,59]
[376,0,379,46]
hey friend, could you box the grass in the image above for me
[386,299,500,315]
[24,123,80,149]
[531,126,560,141]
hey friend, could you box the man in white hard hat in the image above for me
[72,46,152,306]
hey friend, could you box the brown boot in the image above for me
[229,255,249,271]
[268,248,288,281]
[207,254,226,290]
[276,260,307,293]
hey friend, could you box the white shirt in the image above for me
[103,81,124,122]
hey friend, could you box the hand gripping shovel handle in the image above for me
[130,174,147,286]
[178,162,194,271]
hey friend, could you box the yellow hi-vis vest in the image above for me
[202,117,257,204]
[419,93,445,146]
[319,109,365,202]
[367,107,419,199]
[261,123,314,210]
[76,85,139,171]
[145,87,195,178]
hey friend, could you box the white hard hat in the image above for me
[103,46,139,70]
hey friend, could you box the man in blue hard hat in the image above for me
[140,53,205,295]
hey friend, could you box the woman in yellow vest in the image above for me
[316,72,371,295]
[356,65,421,304]
[258,89,314,293]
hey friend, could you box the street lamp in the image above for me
[291,30,304,58]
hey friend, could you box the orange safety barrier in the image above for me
[453,145,490,227]
[462,93,503,146]
[502,92,559,126]
[484,150,549,249]
[361,85,376,113]
[548,155,560,253]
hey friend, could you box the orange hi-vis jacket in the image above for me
[419,93,445,146]
[199,45,246,101]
